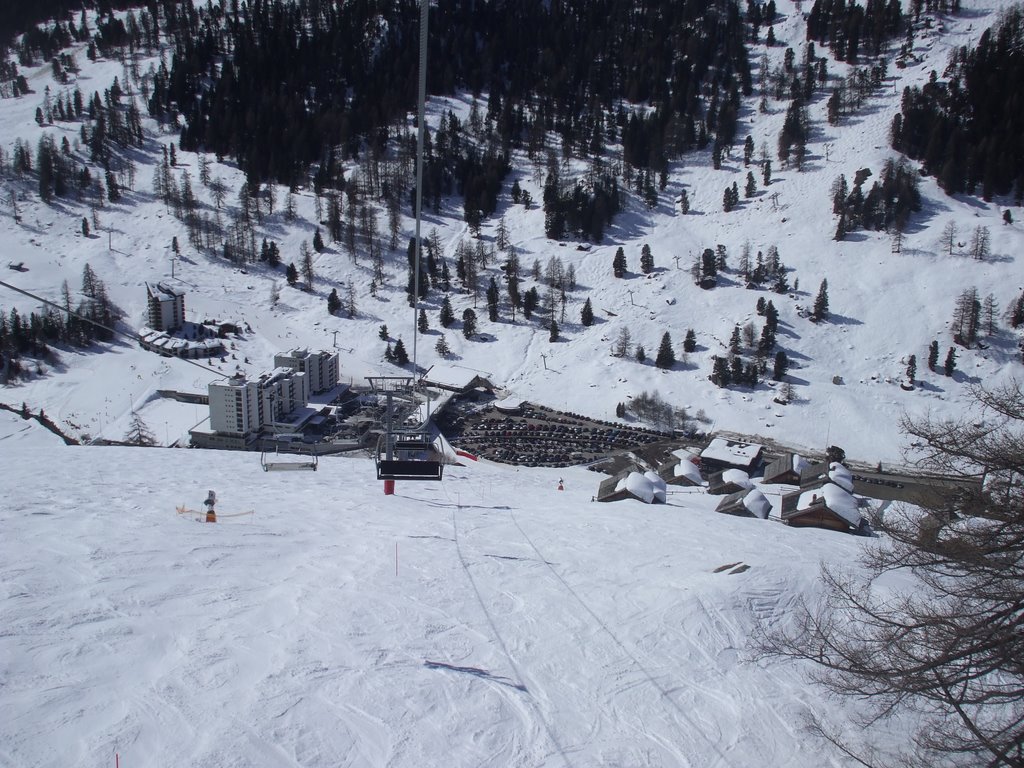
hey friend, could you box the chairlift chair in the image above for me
[367,376,444,483]
[261,444,318,472]
[375,432,444,481]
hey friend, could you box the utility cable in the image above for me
[0,277,224,380]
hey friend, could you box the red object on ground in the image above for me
[456,450,478,461]
[384,479,395,495]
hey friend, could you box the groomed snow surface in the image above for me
[1,434,892,768]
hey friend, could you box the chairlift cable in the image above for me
[0,278,221,380]
[411,0,429,376]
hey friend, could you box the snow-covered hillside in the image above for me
[0,0,1020,463]
[3,2,1022,765]
[2,439,899,767]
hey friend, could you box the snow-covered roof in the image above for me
[701,438,763,467]
[672,459,703,484]
[147,281,185,300]
[721,468,753,489]
[742,489,771,519]
[421,364,493,392]
[644,470,668,503]
[616,471,665,504]
[797,483,861,526]
[827,462,854,493]
[495,396,526,412]
[671,448,700,464]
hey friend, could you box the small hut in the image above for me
[707,468,754,496]
[761,452,812,485]
[781,482,863,532]
[597,470,667,504]
[699,438,763,474]
[800,461,855,492]
[715,488,772,519]
[657,454,704,487]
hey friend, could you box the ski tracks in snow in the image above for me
[505,510,738,768]
[450,506,575,767]
[447,501,742,767]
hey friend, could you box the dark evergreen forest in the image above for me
[143,0,752,201]
[806,0,904,61]
[891,5,1024,202]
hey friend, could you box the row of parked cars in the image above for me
[440,404,669,468]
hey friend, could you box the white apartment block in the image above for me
[273,348,340,394]
[145,282,186,332]
[208,368,309,436]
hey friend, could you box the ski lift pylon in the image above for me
[368,376,444,489]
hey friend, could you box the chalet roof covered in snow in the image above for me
[763,452,813,484]
[827,462,854,493]
[671,448,701,464]
[716,487,772,519]
[670,457,703,485]
[613,470,667,504]
[797,483,862,527]
[721,468,753,488]
[742,489,772,519]
[700,438,763,470]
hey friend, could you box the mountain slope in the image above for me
[0,1,1020,461]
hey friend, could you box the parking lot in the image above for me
[438,403,670,468]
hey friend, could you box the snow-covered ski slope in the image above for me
[3,436,892,767]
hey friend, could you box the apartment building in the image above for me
[273,348,340,394]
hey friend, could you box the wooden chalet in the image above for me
[656,454,704,487]
[799,461,854,493]
[781,482,863,533]
[715,488,771,519]
[699,437,764,474]
[707,468,753,496]
[761,452,812,485]
[597,469,667,504]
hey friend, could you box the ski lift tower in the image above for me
[368,376,443,494]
